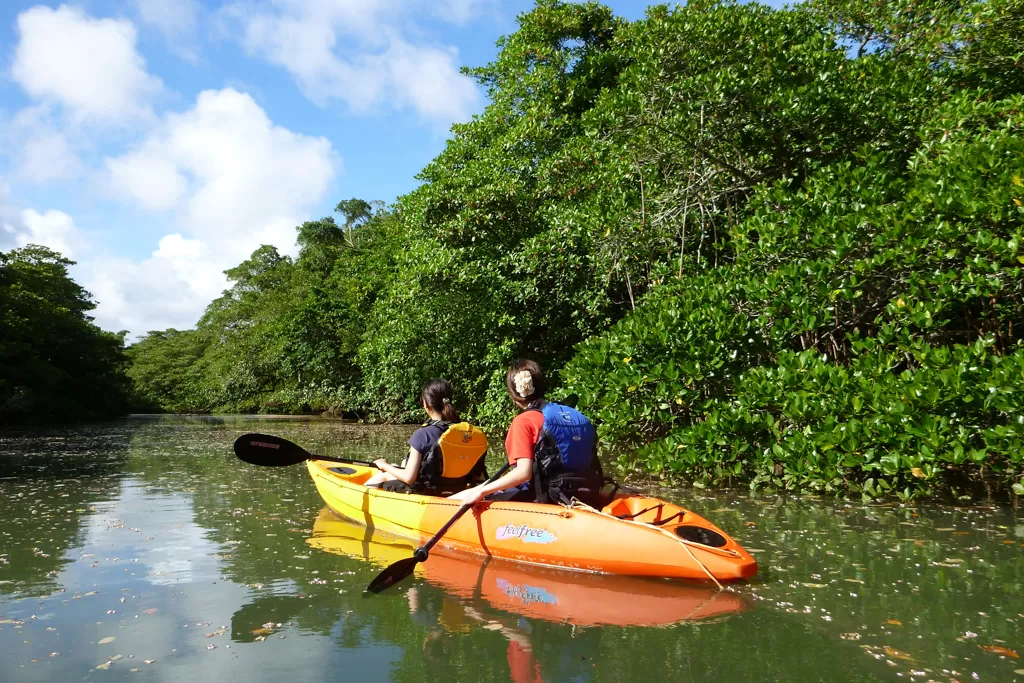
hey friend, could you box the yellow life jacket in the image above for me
[417,420,488,494]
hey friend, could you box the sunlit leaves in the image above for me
[564,86,1024,497]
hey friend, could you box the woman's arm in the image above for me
[448,459,532,505]
[375,448,423,485]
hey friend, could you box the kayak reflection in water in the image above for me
[307,509,744,680]
[409,585,546,683]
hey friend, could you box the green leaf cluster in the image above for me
[125,0,1024,497]
[0,245,131,421]
[565,88,1024,497]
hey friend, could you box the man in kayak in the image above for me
[448,360,603,508]
[365,379,488,495]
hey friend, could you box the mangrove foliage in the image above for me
[124,0,1024,499]
[0,245,131,421]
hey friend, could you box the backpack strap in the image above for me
[527,405,550,503]
[531,456,547,504]
[421,420,452,462]
[417,420,453,487]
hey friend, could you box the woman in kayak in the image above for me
[365,378,468,491]
[448,359,603,507]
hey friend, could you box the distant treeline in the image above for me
[1,246,131,422]
[102,0,1024,498]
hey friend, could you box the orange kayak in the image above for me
[306,460,757,582]
[307,508,749,627]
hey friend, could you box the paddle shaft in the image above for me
[308,452,377,468]
[419,460,513,556]
[365,460,515,592]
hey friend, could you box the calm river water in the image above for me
[1,416,1021,682]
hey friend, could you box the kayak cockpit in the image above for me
[324,464,376,485]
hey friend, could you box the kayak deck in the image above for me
[306,459,758,582]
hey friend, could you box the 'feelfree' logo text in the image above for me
[496,523,557,544]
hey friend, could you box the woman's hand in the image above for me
[448,487,485,506]
[373,458,389,471]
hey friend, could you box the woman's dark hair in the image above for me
[421,379,459,422]
[505,359,546,410]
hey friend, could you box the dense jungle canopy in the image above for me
[8,0,1023,499]
[0,245,131,421]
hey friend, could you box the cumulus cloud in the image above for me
[228,0,483,127]
[3,106,83,184]
[15,209,88,259]
[104,88,335,253]
[18,131,81,184]
[134,0,199,38]
[0,198,88,261]
[105,149,188,213]
[1,184,86,258]
[133,0,201,61]
[432,0,496,25]
[11,4,162,123]
[0,183,22,252]
[5,5,163,187]
[87,235,227,334]
[92,88,339,336]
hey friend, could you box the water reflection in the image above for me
[299,508,752,683]
[1,417,1020,683]
[0,424,130,598]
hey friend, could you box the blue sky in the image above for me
[0,1,764,337]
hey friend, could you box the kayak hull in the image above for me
[306,459,757,582]
[308,508,750,627]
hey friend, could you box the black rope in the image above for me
[615,503,664,520]
[651,511,685,526]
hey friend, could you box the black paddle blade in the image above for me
[366,555,421,593]
[234,433,311,467]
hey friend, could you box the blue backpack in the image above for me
[528,402,603,506]
[534,402,596,472]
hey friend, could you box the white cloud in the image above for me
[18,131,81,184]
[87,235,228,334]
[134,0,201,61]
[106,149,188,213]
[381,39,482,124]
[432,0,496,25]
[1,105,83,184]
[92,88,339,336]
[11,5,162,123]
[0,183,21,252]
[134,0,198,38]
[105,88,336,252]
[1,206,88,260]
[228,1,483,127]
[1,185,86,259]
